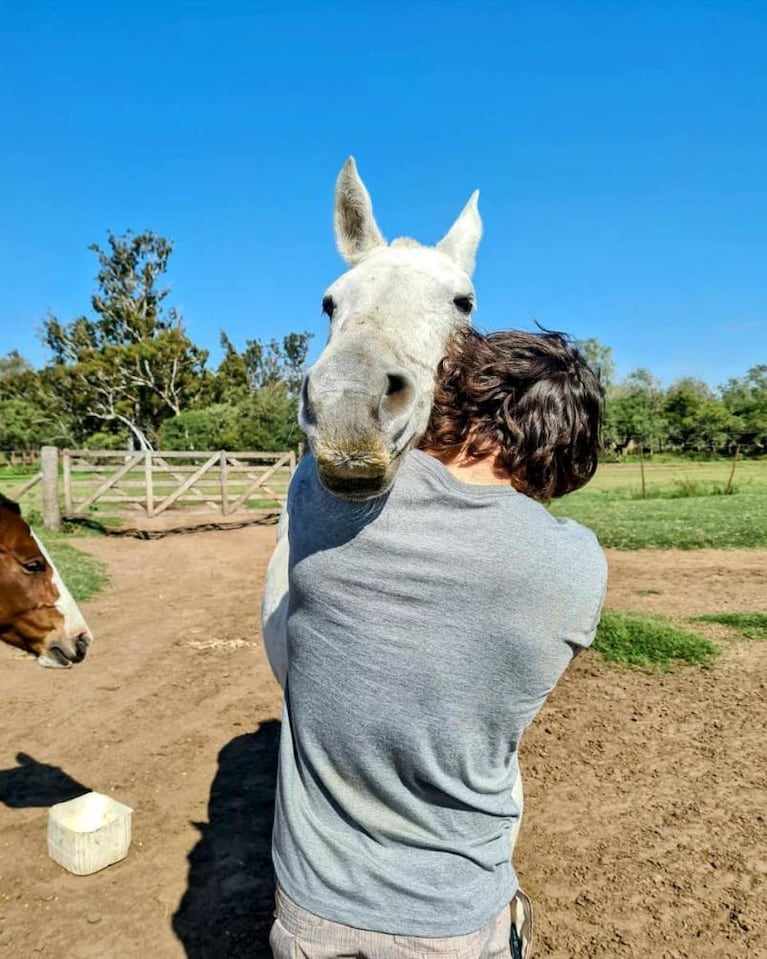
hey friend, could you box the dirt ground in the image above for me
[0,528,765,959]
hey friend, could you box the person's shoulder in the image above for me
[550,515,607,586]
[552,513,602,550]
[293,452,316,482]
[287,452,320,507]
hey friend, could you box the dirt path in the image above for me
[0,531,764,958]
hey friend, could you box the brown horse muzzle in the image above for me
[38,628,93,669]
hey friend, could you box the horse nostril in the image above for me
[47,644,72,667]
[300,375,316,426]
[385,374,407,397]
[381,371,415,421]
[75,633,91,655]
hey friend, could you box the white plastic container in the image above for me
[47,791,133,875]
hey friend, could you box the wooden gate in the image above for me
[0,450,42,503]
[61,449,295,530]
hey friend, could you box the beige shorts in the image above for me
[270,884,512,959]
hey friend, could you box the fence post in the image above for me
[62,450,73,516]
[40,446,61,532]
[220,451,229,516]
[145,449,154,518]
[724,444,740,495]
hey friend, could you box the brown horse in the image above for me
[0,495,93,668]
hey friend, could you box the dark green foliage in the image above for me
[159,404,242,450]
[235,382,304,451]
[0,399,60,449]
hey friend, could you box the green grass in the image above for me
[37,530,110,603]
[692,612,767,640]
[594,610,720,670]
[551,459,767,549]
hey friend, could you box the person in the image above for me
[268,327,607,959]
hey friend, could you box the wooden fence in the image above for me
[59,449,295,530]
[0,447,295,531]
[5,470,43,502]
[0,450,43,504]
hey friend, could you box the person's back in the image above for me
[275,446,605,935]
[270,327,607,957]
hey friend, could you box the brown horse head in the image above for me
[0,495,93,668]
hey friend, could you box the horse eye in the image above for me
[322,296,335,319]
[22,559,45,574]
[453,296,474,315]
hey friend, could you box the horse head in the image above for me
[300,157,482,500]
[0,495,93,668]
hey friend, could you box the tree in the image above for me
[663,378,735,453]
[41,231,209,449]
[0,351,36,400]
[235,381,305,451]
[720,365,767,452]
[212,332,250,402]
[206,331,314,452]
[604,367,668,453]
[574,338,615,388]
[240,333,312,396]
[0,399,52,450]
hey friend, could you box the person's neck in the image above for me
[425,448,510,487]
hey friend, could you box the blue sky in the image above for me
[1,0,765,388]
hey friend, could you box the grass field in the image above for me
[551,458,767,549]
[41,531,110,603]
[3,457,766,549]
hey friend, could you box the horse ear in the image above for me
[334,157,386,265]
[436,190,482,277]
[0,493,20,515]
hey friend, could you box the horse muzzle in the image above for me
[38,630,93,669]
[314,441,398,501]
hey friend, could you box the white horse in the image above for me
[261,157,481,687]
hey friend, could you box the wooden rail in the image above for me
[58,449,296,528]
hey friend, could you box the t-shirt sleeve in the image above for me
[561,529,608,653]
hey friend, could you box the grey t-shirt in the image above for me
[273,449,607,937]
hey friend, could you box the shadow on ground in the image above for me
[173,719,280,959]
[0,752,90,807]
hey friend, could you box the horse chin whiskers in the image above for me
[314,442,391,478]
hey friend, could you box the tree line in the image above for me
[576,340,766,457]
[1,231,765,458]
[0,231,311,454]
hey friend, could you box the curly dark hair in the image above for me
[419,327,604,502]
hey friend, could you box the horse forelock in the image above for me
[390,237,423,250]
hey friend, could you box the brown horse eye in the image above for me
[453,296,473,315]
[322,296,335,319]
[22,559,46,574]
